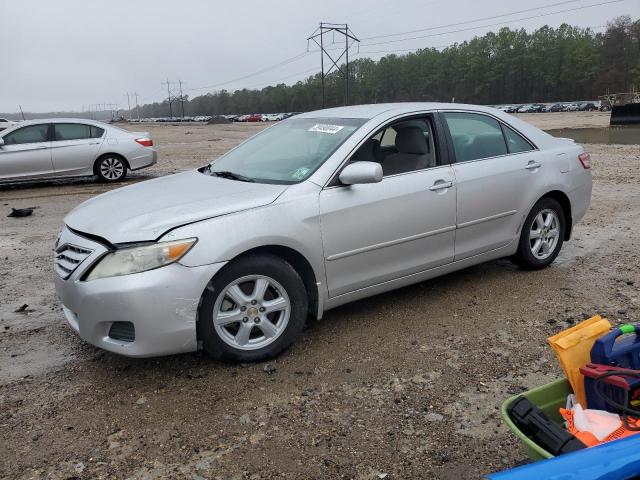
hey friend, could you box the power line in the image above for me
[185,51,312,92]
[355,24,608,56]
[243,66,321,90]
[360,0,583,41]
[358,0,624,48]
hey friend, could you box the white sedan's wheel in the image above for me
[96,156,127,182]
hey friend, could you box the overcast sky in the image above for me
[1,0,638,112]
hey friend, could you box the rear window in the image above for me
[54,123,104,141]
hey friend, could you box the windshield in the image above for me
[207,117,366,184]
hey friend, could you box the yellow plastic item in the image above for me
[547,315,612,406]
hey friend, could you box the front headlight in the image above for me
[85,238,197,281]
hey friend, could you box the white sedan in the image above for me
[0,117,18,131]
[0,119,157,183]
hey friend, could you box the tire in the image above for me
[198,254,308,362]
[513,198,566,270]
[95,155,127,182]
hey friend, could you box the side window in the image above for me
[350,117,438,177]
[443,112,508,162]
[502,125,534,154]
[3,124,49,145]
[54,123,94,141]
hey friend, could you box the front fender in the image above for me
[163,195,326,299]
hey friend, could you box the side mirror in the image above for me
[0,138,4,147]
[339,161,383,185]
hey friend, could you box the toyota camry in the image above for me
[54,103,592,362]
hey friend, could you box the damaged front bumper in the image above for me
[53,226,226,357]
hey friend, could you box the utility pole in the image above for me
[178,80,185,118]
[307,23,359,107]
[162,79,173,118]
[132,92,140,120]
[18,105,25,120]
[125,93,132,120]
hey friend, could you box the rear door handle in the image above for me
[429,180,453,191]
[525,161,542,170]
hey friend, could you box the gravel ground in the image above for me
[0,112,638,479]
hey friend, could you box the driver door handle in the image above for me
[525,161,542,170]
[429,180,453,191]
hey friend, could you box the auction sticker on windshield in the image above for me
[309,124,345,134]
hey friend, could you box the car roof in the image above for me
[297,102,509,120]
[9,118,108,127]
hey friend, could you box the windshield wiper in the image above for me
[210,170,254,182]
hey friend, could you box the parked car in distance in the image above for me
[0,119,156,183]
[0,118,18,131]
[54,103,592,362]
[263,113,285,121]
[578,102,598,112]
[244,114,263,122]
[549,103,565,112]
[564,103,580,112]
[517,104,533,113]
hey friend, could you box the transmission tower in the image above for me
[307,23,359,107]
[132,92,140,120]
[162,79,174,118]
[162,80,186,118]
[178,80,186,118]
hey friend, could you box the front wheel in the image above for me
[198,254,308,362]
[96,155,127,182]
[513,198,565,270]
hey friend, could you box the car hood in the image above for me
[64,170,288,244]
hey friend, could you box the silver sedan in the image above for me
[0,119,157,183]
[54,103,592,361]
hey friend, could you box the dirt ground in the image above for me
[1,111,639,479]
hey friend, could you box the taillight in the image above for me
[135,138,153,147]
[578,152,591,169]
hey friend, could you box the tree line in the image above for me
[132,16,638,117]
[4,16,639,120]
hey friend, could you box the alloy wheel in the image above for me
[100,157,125,180]
[529,209,560,260]
[212,275,291,351]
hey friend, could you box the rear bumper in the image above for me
[568,175,592,226]
[54,227,225,357]
[129,149,157,171]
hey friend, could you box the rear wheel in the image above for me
[198,254,308,362]
[96,155,127,182]
[513,198,565,270]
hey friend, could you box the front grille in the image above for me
[108,322,135,342]
[54,244,93,279]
